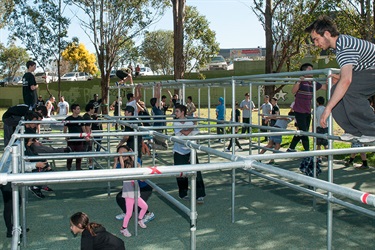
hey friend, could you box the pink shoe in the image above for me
[120,228,131,237]
[138,219,147,229]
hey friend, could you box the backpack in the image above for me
[299,157,322,177]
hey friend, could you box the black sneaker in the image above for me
[29,187,45,199]
[287,148,297,152]
[355,165,369,170]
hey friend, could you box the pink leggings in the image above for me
[122,197,148,228]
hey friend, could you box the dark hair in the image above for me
[161,95,167,99]
[175,104,187,115]
[71,104,80,112]
[25,111,39,121]
[305,15,340,37]
[85,103,94,112]
[300,63,314,71]
[126,93,134,101]
[187,96,192,101]
[117,145,131,152]
[35,105,47,117]
[317,96,325,105]
[117,145,134,168]
[70,212,101,236]
[150,97,157,107]
[26,61,36,69]
[271,97,278,102]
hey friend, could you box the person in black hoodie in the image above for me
[70,212,125,250]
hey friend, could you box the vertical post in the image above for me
[231,78,236,223]
[11,145,21,249]
[198,88,201,118]
[207,86,211,163]
[182,83,186,105]
[107,122,111,196]
[190,142,197,250]
[326,69,333,250]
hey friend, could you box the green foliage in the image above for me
[141,30,174,75]
[9,0,70,71]
[0,43,29,78]
[0,0,14,29]
[184,6,220,73]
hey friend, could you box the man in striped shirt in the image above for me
[305,15,375,143]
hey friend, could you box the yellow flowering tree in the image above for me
[61,42,97,75]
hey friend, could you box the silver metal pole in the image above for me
[190,143,197,250]
[11,145,21,250]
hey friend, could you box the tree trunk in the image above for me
[264,0,275,97]
[172,0,185,80]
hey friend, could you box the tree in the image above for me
[0,0,14,29]
[171,0,185,80]
[252,0,323,96]
[9,0,70,97]
[184,6,220,73]
[61,41,98,75]
[142,30,174,75]
[70,0,168,113]
[0,43,29,80]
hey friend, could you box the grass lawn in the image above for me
[0,107,373,165]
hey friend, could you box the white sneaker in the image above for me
[115,213,126,220]
[143,212,155,224]
[224,148,230,152]
[236,148,243,152]
[120,228,131,237]
[340,133,359,141]
[358,135,375,143]
[138,219,147,229]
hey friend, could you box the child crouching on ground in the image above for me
[114,145,148,237]
[70,212,125,249]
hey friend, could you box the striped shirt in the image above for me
[335,35,375,71]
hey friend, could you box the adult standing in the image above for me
[186,96,197,117]
[57,96,69,116]
[173,104,205,203]
[45,95,56,118]
[305,15,375,143]
[116,106,143,161]
[287,63,327,152]
[260,95,272,142]
[135,65,141,77]
[125,84,143,116]
[63,104,89,171]
[216,97,225,142]
[88,94,103,151]
[239,92,255,134]
[22,61,38,109]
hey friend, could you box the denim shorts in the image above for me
[270,135,282,144]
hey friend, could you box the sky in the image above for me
[0,0,265,53]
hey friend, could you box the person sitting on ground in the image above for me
[70,212,125,249]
